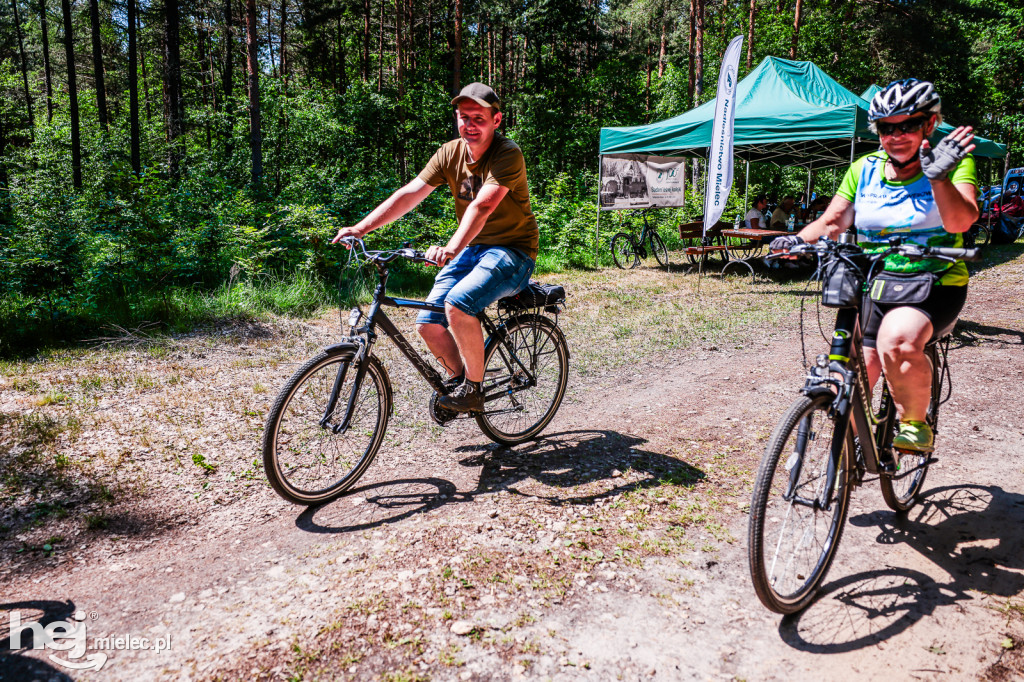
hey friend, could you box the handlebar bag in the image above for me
[867,271,937,305]
[821,259,864,308]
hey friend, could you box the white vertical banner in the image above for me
[703,34,744,237]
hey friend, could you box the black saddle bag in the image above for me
[500,280,566,311]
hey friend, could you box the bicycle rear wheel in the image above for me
[748,393,852,614]
[650,232,670,267]
[263,350,392,505]
[476,315,569,446]
[611,232,639,269]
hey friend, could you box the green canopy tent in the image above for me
[601,57,881,170]
[599,58,1007,167]
[859,84,1007,159]
[595,58,1007,262]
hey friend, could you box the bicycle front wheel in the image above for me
[650,232,670,267]
[263,350,392,505]
[748,393,852,614]
[611,232,639,269]
[476,315,569,446]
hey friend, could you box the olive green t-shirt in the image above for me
[418,134,539,260]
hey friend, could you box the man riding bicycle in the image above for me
[332,82,539,414]
[772,79,979,454]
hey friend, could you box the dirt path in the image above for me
[3,253,1024,682]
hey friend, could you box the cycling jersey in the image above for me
[837,151,977,286]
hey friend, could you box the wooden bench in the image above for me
[679,220,729,260]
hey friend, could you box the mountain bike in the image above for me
[262,238,570,505]
[747,235,980,614]
[611,209,670,269]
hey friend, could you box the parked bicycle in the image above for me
[262,237,570,505]
[611,209,670,269]
[747,235,980,614]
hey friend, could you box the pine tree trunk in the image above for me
[279,0,287,83]
[395,0,406,178]
[746,0,755,69]
[11,0,34,134]
[500,24,507,95]
[337,14,347,92]
[139,13,152,121]
[89,0,108,130]
[453,0,462,94]
[165,0,184,179]
[657,18,667,78]
[223,0,234,155]
[644,34,652,118]
[790,0,802,59]
[128,0,140,173]
[197,12,211,148]
[245,0,262,187]
[60,0,82,188]
[377,0,384,91]
[695,0,705,99]
[687,0,695,106]
[39,0,54,122]
[267,1,276,78]
[362,0,370,81]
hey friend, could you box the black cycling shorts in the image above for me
[861,284,968,349]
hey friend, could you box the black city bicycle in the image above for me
[748,235,980,614]
[611,209,670,269]
[262,237,570,505]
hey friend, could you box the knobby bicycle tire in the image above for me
[263,350,392,505]
[748,393,853,614]
[879,346,936,512]
[611,232,639,269]
[650,232,670,267]
[476,315,569,446]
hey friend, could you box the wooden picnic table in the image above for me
[720,228,791,278]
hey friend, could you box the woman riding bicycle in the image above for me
[772,78,979,454]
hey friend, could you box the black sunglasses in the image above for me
[876,117,928,136]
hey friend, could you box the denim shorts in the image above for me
[416,245,535,327]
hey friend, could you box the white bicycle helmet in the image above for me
[868,78,942,122]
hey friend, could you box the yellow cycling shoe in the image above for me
[893,420,934,453]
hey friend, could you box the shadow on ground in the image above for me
[779,483,1024,653]
[294,429,705,534]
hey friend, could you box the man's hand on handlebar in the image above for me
[332,226,365,246]
[425,245,457,267]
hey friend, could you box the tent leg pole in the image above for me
[744,160,750,216]
[805,166,812,207]
[595,155,602,268]
[849,136,856,164]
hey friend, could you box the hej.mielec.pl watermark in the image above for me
[6,609,171,672]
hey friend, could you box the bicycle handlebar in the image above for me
[781,237,981,264]
[340,236,439,266]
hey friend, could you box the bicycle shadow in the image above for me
[952,320,1024,348]
[456,429,705,505]
[0,599,77,680]
[779,483,1024,653]
[294,429,704,533]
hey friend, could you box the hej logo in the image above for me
[6,609,172,672]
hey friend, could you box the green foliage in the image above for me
[0,0,1022,354]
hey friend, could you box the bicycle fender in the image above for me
[324,341,360,356]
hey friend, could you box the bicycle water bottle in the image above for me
[787,213,795,232]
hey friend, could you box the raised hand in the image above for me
[920,126,976,181]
